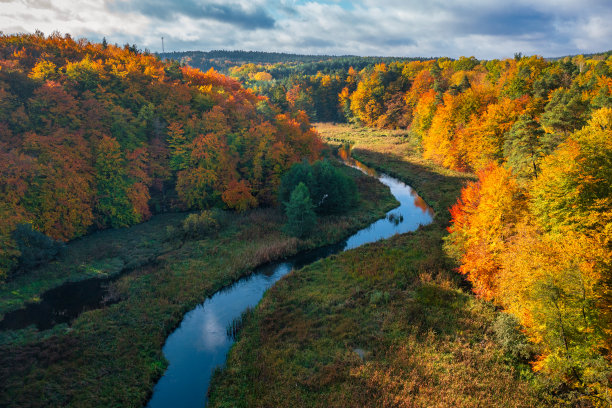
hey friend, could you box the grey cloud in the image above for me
[296,36,335,48]
[378,37,416,47]
[112,0,275,29]
[450,6,556,37]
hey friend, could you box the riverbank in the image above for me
[0,161,397,407]
[207,124,547,407]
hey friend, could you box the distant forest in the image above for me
[157,50,431,76]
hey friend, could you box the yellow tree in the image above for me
[446,163,527,299]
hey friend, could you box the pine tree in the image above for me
[503,114,544,179]
[540,88,589,151]
[283,182,316,238]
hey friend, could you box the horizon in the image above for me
[154,48,611,61]
[1,0,611,60]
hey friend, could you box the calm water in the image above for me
[0,274,119,331]
[146,156,434,408]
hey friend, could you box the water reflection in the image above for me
[146,152,434,408]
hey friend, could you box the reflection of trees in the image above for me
[410,188,434,216]
[339,145,433,217]
[338,146,378,177]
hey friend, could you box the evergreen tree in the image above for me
[311,160,358,214]
[283,182,316,238]
[540,88,589,151]
[503,115,544,179]
[278,160,316,204]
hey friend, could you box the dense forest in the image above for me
[0,33,322,281]
[157,50,428,77]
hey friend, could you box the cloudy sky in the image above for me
[1,0,611,59]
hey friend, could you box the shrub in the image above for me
[369,290,390,305]
[494,312,535,362]
[181,210,220,239]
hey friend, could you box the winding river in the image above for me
[146,154,434,408]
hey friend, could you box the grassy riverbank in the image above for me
[207,124,547,407]
[0,162,397,408]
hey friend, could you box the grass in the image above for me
[207,124,550,407]
[0,161,397,408]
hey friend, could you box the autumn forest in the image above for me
[0,30,611,408]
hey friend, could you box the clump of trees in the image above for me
[280,160,358,237]
[446,109,612,404]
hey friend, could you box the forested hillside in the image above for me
[158,50,427,77]
[0,33,322,281]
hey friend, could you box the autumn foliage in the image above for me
[446,111,612,404]
[0,33,321,280]
[324,53,611,402]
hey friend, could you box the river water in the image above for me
[146,155,434,408]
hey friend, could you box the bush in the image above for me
[369,290,390,305]
[11,223,65,272]
[494,312,535,362]
[181,210,220,239]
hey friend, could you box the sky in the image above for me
[1,0,611,59]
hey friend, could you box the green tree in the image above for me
[94,135,139,228]
[311,160,357,214]
[12,223,65,272]
[283,182,316,238]
[278,160,316,204]
[540,88,589,152]
[503,114,544,179]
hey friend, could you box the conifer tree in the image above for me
[503,114,544,179]
[283,182,316,238]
